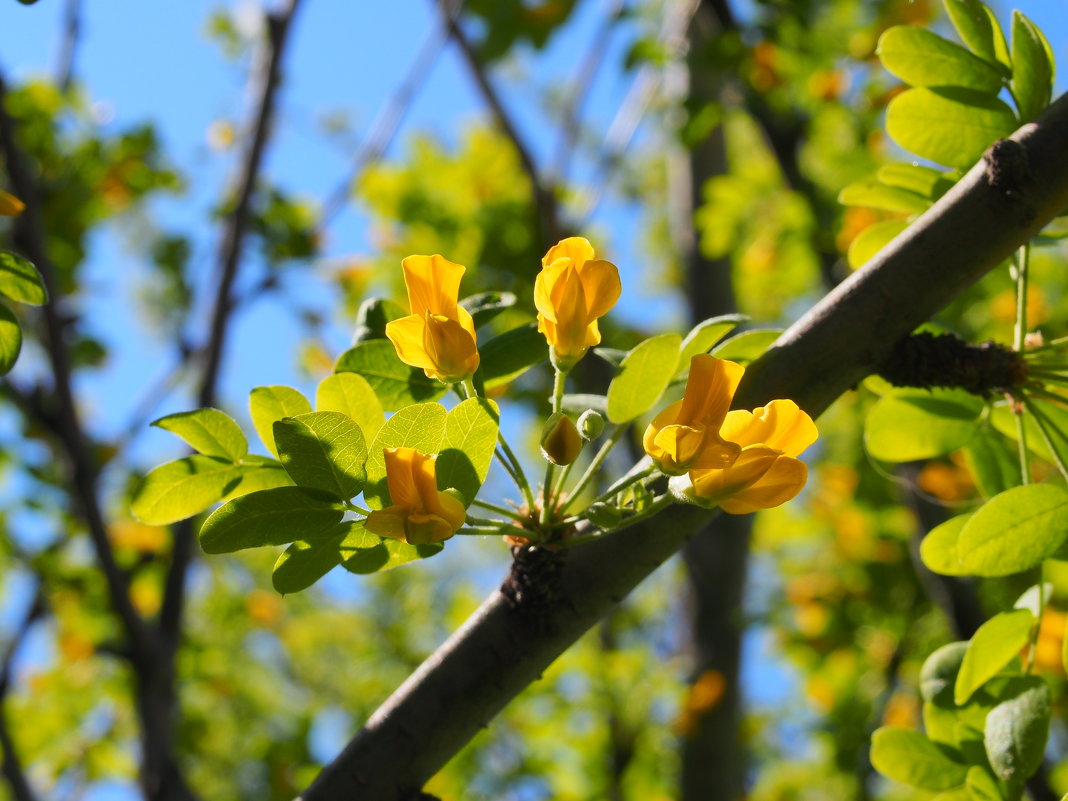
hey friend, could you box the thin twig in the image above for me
[54,0,82,91]
[435,0,561,246]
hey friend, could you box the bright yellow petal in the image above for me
[550,266,591,358]
[422,313,479,381]
[718,456,808,514]
[534,260,569,324]
[386,315,435,372]
[382,447,419,508]
[759,400,818,457]
[542,236,595,269]
[677,356,744,427]
[405,512,455,545]
[401,254,464,317]
[410,450,441,513]
[433,490,467,533]
[365,506,409,541]
[576,258,621,321]
[0,190,24,217]
[690,445,780,504]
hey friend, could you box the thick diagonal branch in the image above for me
[299,95,1068,801]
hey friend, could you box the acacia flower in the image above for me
[683,399,818,514]
[385,254,479,383]
[534,237,621,370]
[643,354,745,475]
[365,447,466,545]
[0,190,24,217]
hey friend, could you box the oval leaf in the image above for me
[957,483,1068,576]
[710,328,781,364]
[847,219,910,269]
[675,315,746,375]
[0,250,47,306]
[460,291,516,329]
[984,676,1052,782]
[335,339,445,411]
[920,514,972,576]
[877,26,1004,93]
[274,411,367,499]
[436,398,500,504]
[221,456,294,500]
[341,537,443,574]
[352,297,406,343]
[838,181,931,214]
[477,322,549,390]
[199,486,344,554]
[887,87,1017,168]
[944,0,999,64]
[876,163,954,200]
[132,455,244,525]
[954,609,1035,705]
[0,301,21,375]
[607,334,682,423]
[152,408,248,461]
[870,727,968,790]
[364,402,447,509]
[1010,10,1054,122]
[865,390,983,462]
[249,385,312,458]
[316,372,384,440]
[272,526,351,594]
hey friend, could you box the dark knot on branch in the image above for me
[877,332,1027,397]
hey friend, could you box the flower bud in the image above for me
[577,409,604,441]
[540,412,582,466]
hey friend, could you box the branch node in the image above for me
[877,332,1026,397]
[500,545,566,632]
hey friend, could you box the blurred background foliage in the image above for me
[0,0,1066,800]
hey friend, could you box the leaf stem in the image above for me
[557,493,674,548]
[1014,245,1031,485]
[470,498,530,524]
[559,424,626,514]
[589,464,656,507]
[1022,398,1068,481]
[496,435,536,511]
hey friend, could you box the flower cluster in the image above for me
[646,354,817,514]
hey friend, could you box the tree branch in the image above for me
[298,89,1068,801]
[435,0,562,247]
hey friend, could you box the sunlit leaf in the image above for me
[199,486,344,554]
[838,181,930,214]
[341,536,443,574]
[984,676,1051,782]
[316,372,384,441]
[865,390,983,462]
[877,26,1003,93]
[274,411,367,499]
[152,408,248,461]
[132,455,244,525]
[876,163,955,200]
[0,301,21,375]
[710,329,781,364]
[436,397,499,504]
[954,609,1034,704]
[607,334,682,423]
[675,315,746,375]
[957,483,1068,576]
[1010,10,1054,122]
[887,88,1017,168]
[870,727,968,790]
[272,525,351,593]
[920,514,972,576]
[335,339,446,411]
[0,250,47,305]
[364,402,447,509]
[249,385,312,458]
[847,219,910,269]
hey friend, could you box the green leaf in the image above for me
[954,609,1034,705]
[199,486,344,554]
[341,536,444,574]
[878,26,1004,92]
[870,727,968,790]
[887,87,1017,168]
[0,301,21,375]
[335,339,446,411]
[984,676,1052,782]
[151,408,248,461]
[876,163,955,200]
[272,525,351,593]
[352,297,406,343]
[316,372,384,441]
[944,0,1000,65]
[364,402,447,509]
[0,250,47,305]
[958,484,1068,576]
[838,181,931,214]
[477,322,548,390]
[963,430,1022,498]
[606,334,682,423]
[920,514,972,576]
[592,348,627,368]
[131,455,244,525]
[847,219,910,269]
[436,398,499,504]
[865,390,983,462]
[221,456,294,500]
[249,385,313,458]
[964,766,1002,801]
[1013,582,1052,617]
[675,315,746,375]
[921,641,969,702]
[1010,10,1054,122]
[459,291,516,329]
[273,411,367,499]
[710,329,782,364]
[561,393,608,417]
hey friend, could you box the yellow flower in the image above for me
[687,399,818,514]
[385,254,479,383]
[0,190,25,217]
[534,237,621,369]
[643,355,745,475]
[365,447,466,545]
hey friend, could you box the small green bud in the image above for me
[586,502,621,528]
[577,409,604,441]
[540,412,582,466]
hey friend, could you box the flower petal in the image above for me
[401,254,465,317]
[422,313,479,381]
[677,355,744,427]
[542,236,595,269]
[534,260,569,324]
[365,506,409,541]
[386,315,435,372]
[576,258,621,322]
[382,447,419,509]
[718,455,808,514]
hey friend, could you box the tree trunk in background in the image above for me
[673,3,752,800]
